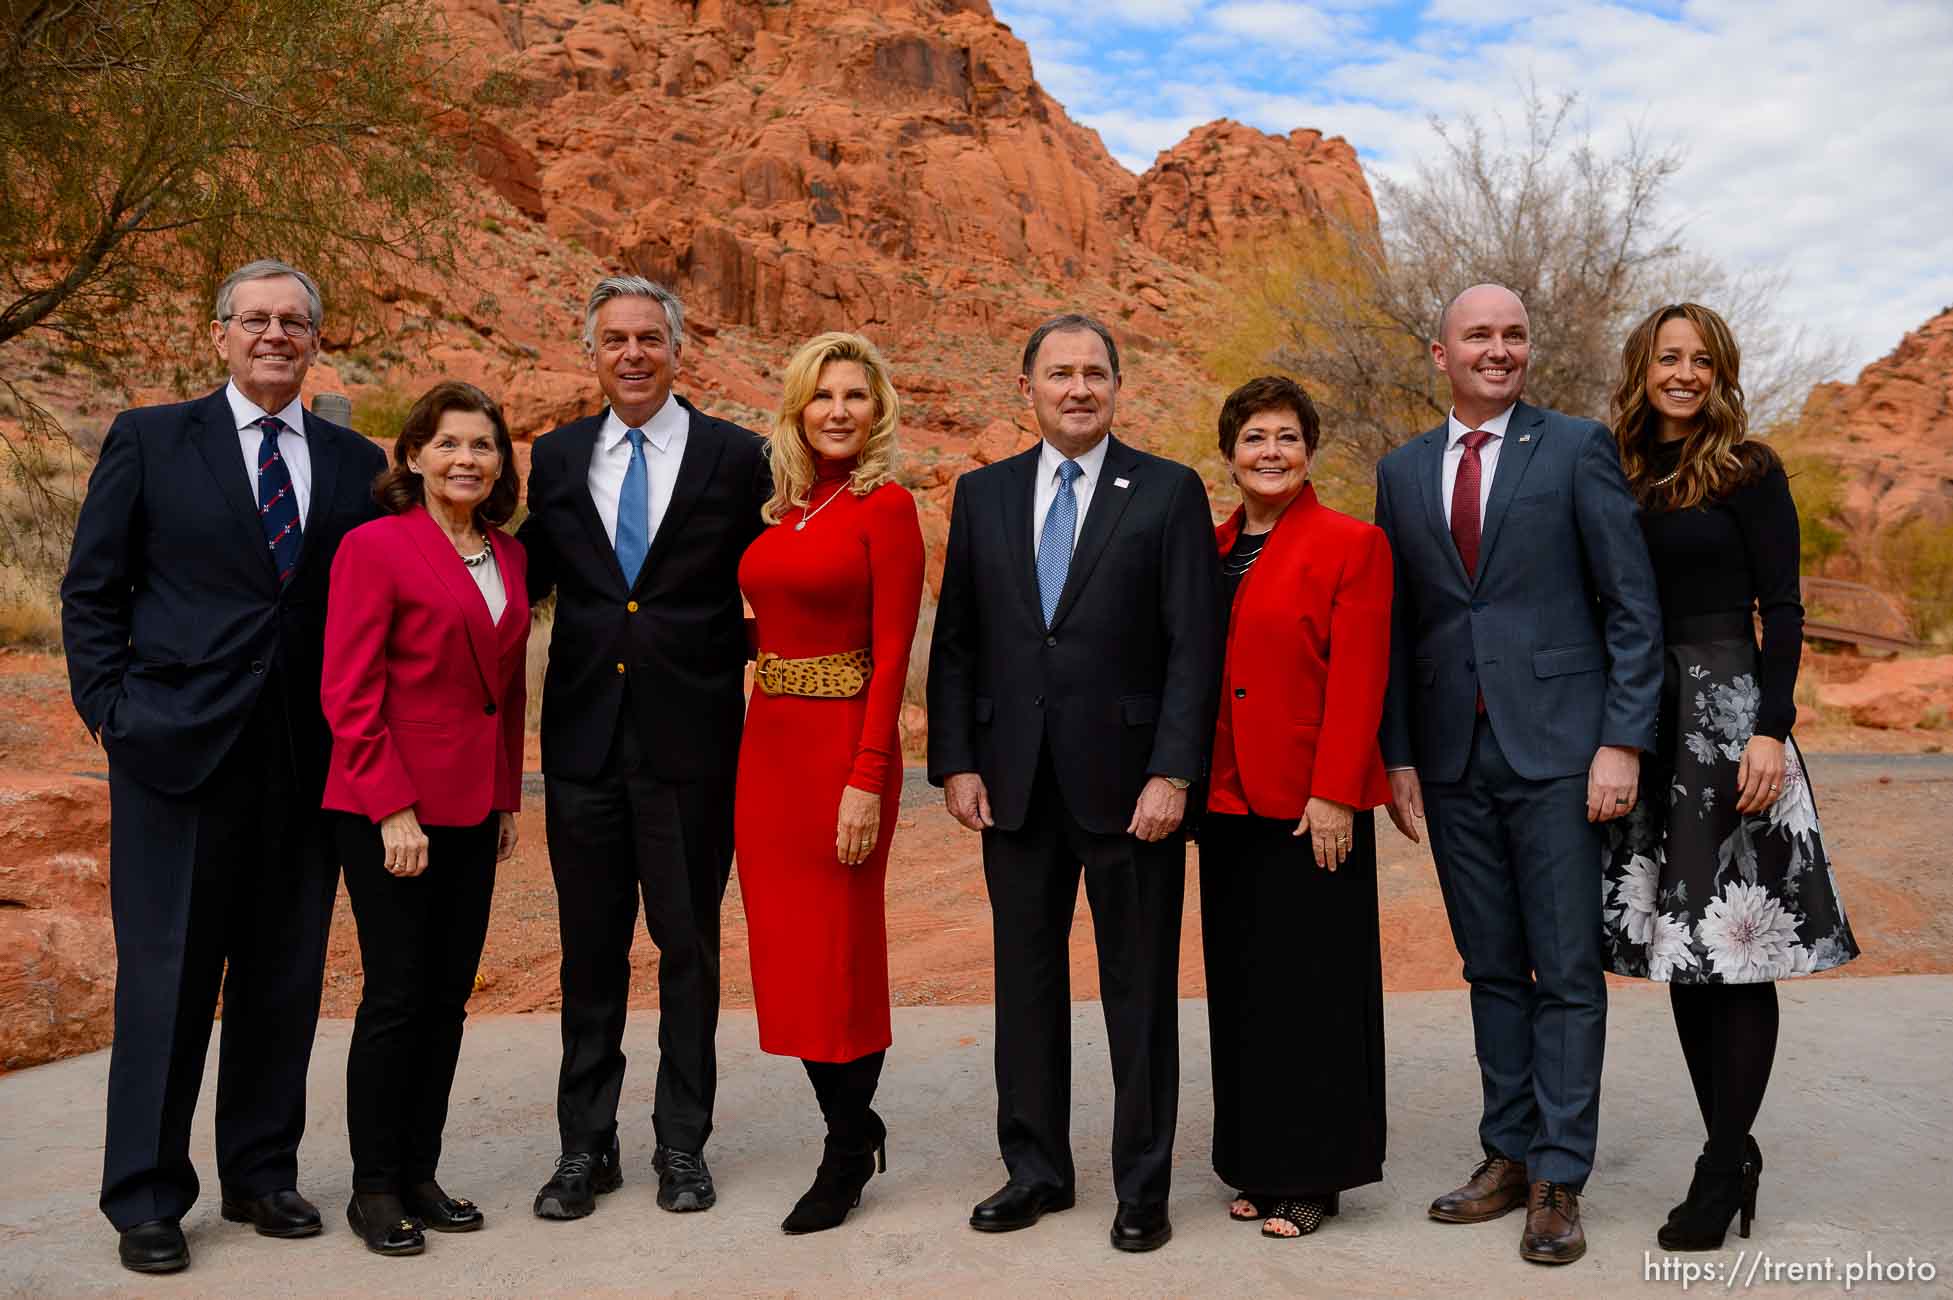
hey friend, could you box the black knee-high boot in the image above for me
[781,1051,887,1234]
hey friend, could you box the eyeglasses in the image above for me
[224,312,315,337]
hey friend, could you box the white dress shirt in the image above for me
[1032,434,1111,557]
[588,393,689,548]
[465,546,508,623]
[226,381,312,525]
[1439,404,1516,526]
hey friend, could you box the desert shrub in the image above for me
[354,386,418,442]
[1879,515,1953,643]
[901,592,935,760]
[1784,455,1847,570]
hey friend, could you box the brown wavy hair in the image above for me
[762,332,901,525]
[374,380,520,527]
[1611,302,1773,512]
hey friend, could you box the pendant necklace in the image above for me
[795,483,848,531]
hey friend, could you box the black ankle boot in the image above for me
[1667,1136,1763,1223]
[780,1111,887,1235]
[1657,1152,1760,1251]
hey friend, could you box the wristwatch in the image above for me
[1162,776,1191,791]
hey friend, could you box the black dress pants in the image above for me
[545,720,735,1154]
[980,746,1185,1208]
[337,813,498,1194]
[99,688,337,1230]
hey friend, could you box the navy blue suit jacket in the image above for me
[61,387,388,797]
[1374,401,1661,784]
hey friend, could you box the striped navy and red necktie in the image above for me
[255,415,303,584]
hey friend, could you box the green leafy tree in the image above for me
[0,0,468,573]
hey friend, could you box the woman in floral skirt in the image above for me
[1604,303,1858,1253]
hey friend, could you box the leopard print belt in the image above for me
[753,648,873,698]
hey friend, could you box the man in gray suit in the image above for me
[1375,284,1661,1265]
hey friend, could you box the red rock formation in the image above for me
[1795,308,1953,536]
[0,776,114,1070]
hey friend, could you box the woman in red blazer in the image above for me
[1198,376,1393,1242]
[320,381,530,1256]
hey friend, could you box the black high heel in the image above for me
[1668,1136,1762,1223]
[1657,1154,1761,1251]
[780,1111,887,1235]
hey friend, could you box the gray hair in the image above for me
[215,259,323,328]
[583,275,685,352]
[1021,313,1120,381]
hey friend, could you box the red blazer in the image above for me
[1215,483,1392,815]
[321,506,530,827]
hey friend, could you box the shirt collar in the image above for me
[1446,403,1517,450]
[225,380,307,438]
[601,392,685,454]
[1039,433,1112,482]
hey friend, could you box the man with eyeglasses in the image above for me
[61,258,387,1274]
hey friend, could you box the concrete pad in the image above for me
[2,978,1949,1297]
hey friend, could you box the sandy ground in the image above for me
[2,981,1950,1297]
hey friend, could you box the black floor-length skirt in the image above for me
[1198,809,1385,1196]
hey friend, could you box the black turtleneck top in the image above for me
[1638,439,1803,740]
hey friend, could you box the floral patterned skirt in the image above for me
[1602,621,1859,984]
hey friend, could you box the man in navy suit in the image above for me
[61,260,387,1273]
[517,276,770,1221]
[1374,284,1661,1265]
[929,314,1221,1253]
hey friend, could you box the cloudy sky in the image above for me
[991,0,1953,377]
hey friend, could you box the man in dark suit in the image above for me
[518,276,769,1221]
[928,314,1221,1253]
[1374,283,1662,1265]
[61,259,387,1274]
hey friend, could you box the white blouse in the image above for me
[463,545,507,623]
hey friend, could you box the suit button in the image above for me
[1466,659,1475,671]
[249,660,265,675]
[1034,695,1044,707]
[484,703,497,716]
[627,601,639,612]
[1045,635,1057,647]
[615,662,626,674]
[1235,687,1246,699]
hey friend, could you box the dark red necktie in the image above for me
[1450,429,1493,578]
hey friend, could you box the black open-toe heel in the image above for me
[1262,1193,1339,1239]
[1229,1192,1274,1222]
[347,1192,425,1256]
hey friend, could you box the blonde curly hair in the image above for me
[763,332,901,525]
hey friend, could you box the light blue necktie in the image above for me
[1036,458,1083,627]
[615,427,649,586]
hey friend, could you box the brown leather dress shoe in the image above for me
[1428,1154,1528,1223]
[1520,1181,1586,1264]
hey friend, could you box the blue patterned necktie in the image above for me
[614,427,650,586]
[254,415,303,585]
[1036,458,1083,627]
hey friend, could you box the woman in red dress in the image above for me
[735,331,925,1234]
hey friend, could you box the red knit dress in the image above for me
[734,463,925,1062]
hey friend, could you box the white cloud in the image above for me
[994,0,1953,371]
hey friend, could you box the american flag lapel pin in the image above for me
[1114,476,1131,489]
[1517,434,1532,443]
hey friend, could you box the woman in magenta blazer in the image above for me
[321,380,530,1256]
[1199,376,1393,1242]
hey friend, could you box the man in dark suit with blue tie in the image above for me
[1374,284,1662,1265]
[61,260,388,1273]
[929,314,1221,1253]
[518,277,770,1222]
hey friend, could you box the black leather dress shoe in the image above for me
[653,1144,716,1212]
[534,1138,623,1220]
[220,1188,322,1238]
[1110,1201,1172,1252]
[968,1182,1077,1233]
[402,1180,485,1233]
[346,1192,426,1257]
[118,1219,189,1274]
